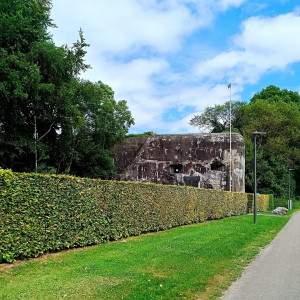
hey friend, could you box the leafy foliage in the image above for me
[0,169,269,263]
[126,131,155,138]
[242,99,300,165]
[269,194,274,211]
[189,85,300,199]
[273,198,289,209]
[250,85,300,106]
[189,101,247,133]
[0,0,134,178]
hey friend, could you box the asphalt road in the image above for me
[221,211,300,300]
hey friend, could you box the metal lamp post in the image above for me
[253,132,266,224]
[289,169,294,209]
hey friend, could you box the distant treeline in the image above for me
[190,85,300,199]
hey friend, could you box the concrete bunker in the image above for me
[211,160,226,172]
[110,133,245,192]
[171,164,183,174]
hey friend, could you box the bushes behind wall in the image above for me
[269,194,275,210]
[0,169,269,262]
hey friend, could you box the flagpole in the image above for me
[229,84,232,192]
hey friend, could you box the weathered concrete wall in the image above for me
[110,133,245,192]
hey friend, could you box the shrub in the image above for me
[274,198,288,208]
[0,169,269,263]
[269,194,274,211]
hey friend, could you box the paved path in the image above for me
[221,211,300,300]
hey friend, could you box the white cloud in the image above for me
[241,2,268,14]
[194,10,300,85]
[86,57,169,95]
[51,0,249,55]
[213,0,248,10]
[49,0,249,134]
[51,0,198,55]
[126,83,242,133]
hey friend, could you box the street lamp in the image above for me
[253,132,266,224]
[289,169,294,209]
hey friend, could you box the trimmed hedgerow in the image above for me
[269,194,275,211]
[0,169,269,263]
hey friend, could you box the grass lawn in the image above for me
[1,208,299,300]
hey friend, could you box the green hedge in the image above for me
[269,194,275,210]
[274,197,288,208]
[0,169,269,263]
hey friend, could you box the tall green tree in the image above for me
[51,79,134,178]
[0,0,55,172]
[189,86,300,199]
[0,0,134,178]
[250,85,300,106]
[242,99,300,166]
[189,101,246,133]
[243,89,300,199]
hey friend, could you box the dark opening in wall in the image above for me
[171,164,183,173]
[204,183,213,189]
[211,160,226,172]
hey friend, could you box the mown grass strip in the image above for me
[0,211,296,300]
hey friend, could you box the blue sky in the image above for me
[50,0,300,134]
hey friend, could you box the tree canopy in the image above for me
[189,101,246,133]
[189,85,300,199]
[0,0,134,178]
[250,85,300,106]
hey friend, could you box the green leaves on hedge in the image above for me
[0,169,269,263]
